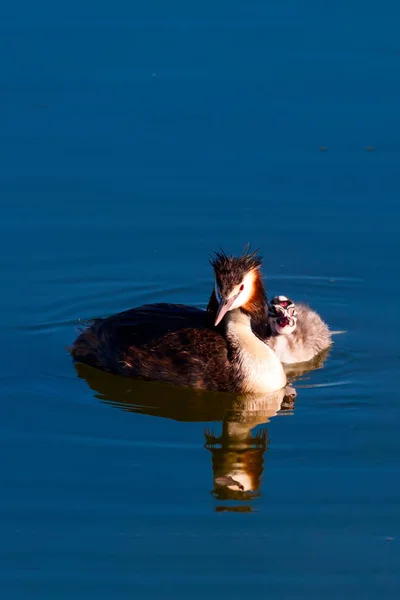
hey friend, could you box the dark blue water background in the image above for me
[1,1,400,598]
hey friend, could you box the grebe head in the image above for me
[268,296,297,335]
[209,249,267,326]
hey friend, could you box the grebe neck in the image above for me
[225,309,286,394]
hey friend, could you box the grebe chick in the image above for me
[71,250,286,394]
[266,295,332,364]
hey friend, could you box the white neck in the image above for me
[225,310,286,393]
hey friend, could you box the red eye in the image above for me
[239,284,244,291]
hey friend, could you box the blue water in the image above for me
[1,1,400,598]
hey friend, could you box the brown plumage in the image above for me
[70,249,286,393]
[71,304,234,390]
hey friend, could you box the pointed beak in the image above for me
[214,295,238,326]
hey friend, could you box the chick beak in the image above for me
[214,295,239,326]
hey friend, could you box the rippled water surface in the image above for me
[2,1,400,598]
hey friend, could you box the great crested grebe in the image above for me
[266,295,332,364]
[70,250,287,394]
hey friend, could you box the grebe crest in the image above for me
[209,248,268,326]
[269,295,298,335]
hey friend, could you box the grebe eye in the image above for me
[239,284,244,291]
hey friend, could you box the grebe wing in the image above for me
[116,302,207,324]
[91,303,210,345]
[72,303,232,390]
[121,326,232,389]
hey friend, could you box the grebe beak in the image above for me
[214,294,239,326]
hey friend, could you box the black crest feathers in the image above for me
[209,246,263,290]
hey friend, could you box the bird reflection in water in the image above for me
[74,350,328,511]
[204,390,295,511]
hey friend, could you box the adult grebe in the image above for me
[266,295,332,364]
[71,250,287,394]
